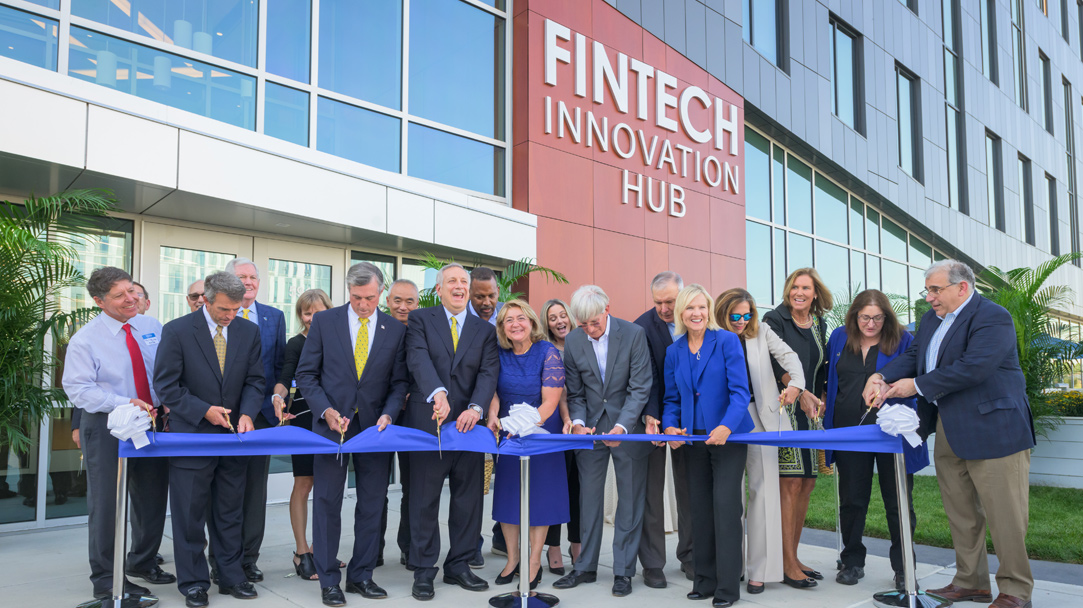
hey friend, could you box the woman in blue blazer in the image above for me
[662,284,753,607]
[823,289,929,591]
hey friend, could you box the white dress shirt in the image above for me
[348,304,378,356]
[61,312,162,414]
[572,315,625,432]
[427,306,470,405]
[203,305,228,342]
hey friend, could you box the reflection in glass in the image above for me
[45,412,85,519]
[745,130,771,221]
[408,123,504,196]
[773,147,785,223]
[350,251,396,307]
[849,198,864,248]
[25,0,59,8]
[787,233,812,274]
[908,266,925,324]
[0,419,39,524]
[58,220,134,314]
[266,259,332,337]
[744,0,778,64]
[265,82,309,146]
[318,0,401,110]
[68,27,256,130]
[814,174,848,243]
[158,246,237,322]
[815,240,849,300]
[401,258,439,293]
[832,21,856,128]
[410,0,503,139]
[897,70,914,176]
[746,221,772,307]
[316,97,400,173]
[882,260,909,318]
[773,228,786,304]
[72,0,258,67]
[946,109,961,210]
[882,218,908,261]
[867,255,881,290]
[0,4,58,70]
[786,156,813,233]
[908,237,932,268]
[850,250,866,293]
[980,0,996,81]
[267,0,310,82]
[865,207,881,253]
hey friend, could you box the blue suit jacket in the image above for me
[823,327,929,474]
[294,305,409,441]
[247,301,286,425]
[662,329,754,436]
[878,294,1035,460]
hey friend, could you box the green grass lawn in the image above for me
[804,473,1083,564]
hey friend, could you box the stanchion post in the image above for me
[518,455,531,606]
[112,456,128,608]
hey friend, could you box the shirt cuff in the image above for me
[613,423,627,433]
[571,419,585,428]
[913,378,924,397]
[426,387,447,403]
[115,395,133,408]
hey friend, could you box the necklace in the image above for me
[793,314,813,328]
[695,351,701,360]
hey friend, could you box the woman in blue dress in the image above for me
[485,299,568,590]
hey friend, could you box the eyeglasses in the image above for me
[186,292,204,301]
[858,314,885,325]
[729,313,754,322]
[919,282,958,298]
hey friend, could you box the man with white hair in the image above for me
[866,259,1035,608]
[553,285,652,597]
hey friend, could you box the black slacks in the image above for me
[379,453,411,557]
[686,440,747,602]
[408,450,483,581]
[835,450,916,574]
[206,415,270,568]
[545,449,581,546]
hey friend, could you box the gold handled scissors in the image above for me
[435,411,442,459]
[858,389,880,426]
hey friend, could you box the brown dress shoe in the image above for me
[989,593,1033,608]
[927,583,993,602]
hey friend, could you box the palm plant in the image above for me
[411,252,569,309]
[979,252,1083,439]
[0,189,116,455]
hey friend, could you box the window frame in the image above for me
[896,63,922,181]
[829,15,864,134]
[986,131,1006,232]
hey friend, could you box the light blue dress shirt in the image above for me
[915,290,975,400]
[62,312,163,414]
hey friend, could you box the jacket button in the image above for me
[603,399,607,403]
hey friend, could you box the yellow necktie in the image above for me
[450,316,459,352]
[355,318,369,379]
[242,308,249,320]
[213,325,226,373]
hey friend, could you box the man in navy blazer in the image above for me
[404,263,499,601]
[153,271,265,607]
[295,262,409,606]
[868,260,1035,608]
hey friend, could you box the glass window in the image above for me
[866,255,882,290]
[1040,52,1052,133]
[946,108,964,211]
[743,0,779,64]
[849,198,865,249]
[981,0,997,82]
[0,419,40,523]
[267,0,311,82]
[265,82,309,146]
[410,0,504,139]
[58,219,134,313]
[68,27,256,130]
[815,240,850,298]
[746,221,772,306]
[908,237,932,268]
[850,250,866,293]
[830,18,858,130]
[25,0,59,8]
[350,251,396,307]
[1067,81,1080,263]
[772,147,786,223]
[786,156,813,232]
[787,233,813,274]
[865,207,881,253]
[71,0,257,67]
[908,266,925,324]
[882,259,909,310]
[408,123,504,196]
[986,131,1004,231]
[773,227,786,303]
[1011,0,1026,110]
[316,97,400,173]
[882,217,908,261]
[318,0,402,110]
[815,174,848,243]
[402,258,439,293]
[158,246,237,321]
[897,66,919,178]
[0,5,58,70]
[1019,155,1035,245]
[1048,173,1060,255]
[266,259,333,337]
[745,129,771,221]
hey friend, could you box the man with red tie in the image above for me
[62,267,174,603]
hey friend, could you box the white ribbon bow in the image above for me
[107,403,152,449]
[876,403,923,448]
[499,403,549,438]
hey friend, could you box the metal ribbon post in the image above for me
[489,454,559,608]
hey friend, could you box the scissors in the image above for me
[225,415,242,442]
[435,411,442,459]
[278,386,296,427]
[858,389,880,426]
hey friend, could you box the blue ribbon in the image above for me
[118,424,903,458]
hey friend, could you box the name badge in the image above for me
[141,333,160,345]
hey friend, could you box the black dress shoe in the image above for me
[802,569,824,581]
[782,574,817,588]
[126,565,177,584]
[836,565,864,585]
[746,581,765,594]
[612,575,632,596]
[643,567,667,589]
[322,585,346,607]
[529,568,542,591]
[495,564,519,585]
[443,570,489,591]
[185,587,209,607]
[686,591,711,600]
[346,579,388,599]
[155,553,165,565]
[219,580,258,599]
[242,563,264,582]
[412,579,435,601]
[209,567,219,586]
[468,550,485,569]
[712,598,735,607]
[553,569,597,589]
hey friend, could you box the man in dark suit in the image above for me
[404,263,499,601]
[633,271,694,587]
[554,285,652,597]
[209,257,285,583]
[153,271,265,607]
[295,262,409,606]
[868,260,1035,608]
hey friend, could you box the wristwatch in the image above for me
[469,404,484,419]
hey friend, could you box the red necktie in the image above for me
[123,323,154,406]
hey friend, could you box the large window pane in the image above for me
[350,251,396,306]
[773,228,786,304]
[25,0,59,8]
[865,207,881,253]
[832,21,856,128]
[866,255,882,290]
[773,147,786,223]
[72,0,257,67]
[267,0,311,82]
[402,258,439,293]
[158,246,237,321]
[850,250,866,293]
[0,419,40,523]
[946,109,961,210]
[0,5,58,70]
[849,198,865,248]
[815,240,850,299]
[410,0,503,139]
[266,259,332,338]
[408,123,503,195]
[882,217,908,261]
[882,259,909,311]
[814,174,848,243]
[787,156,813,232]
[787,233,813,274]
[744,0,778,64]
[897,69,915,176]
[265,82,309,146]
[746,221,772,306]
[69,27,256,130]
[318,0,402,109]
[317,97,400,173]
[745,129,771,221]
[909,237,932,268]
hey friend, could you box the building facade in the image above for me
[0,0,1080,530]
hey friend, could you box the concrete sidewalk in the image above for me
[2,487,1080,607]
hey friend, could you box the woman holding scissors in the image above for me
[822,289,928,590]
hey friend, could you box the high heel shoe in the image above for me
[293,552,318,581]
[529,568,542,590]
[495,564,520,585]
[547,547,565,575]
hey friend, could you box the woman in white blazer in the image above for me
[715,288,806,594]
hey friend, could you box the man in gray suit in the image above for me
[553,285,653,597]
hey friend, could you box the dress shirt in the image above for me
[62,312,162,414]
[238,303,259,326]
[203,305,228,342]
[426,306,471,405]
[667,321,676,339]
[571,316,626,432]
[915,290,975,400]
[348,304,378,355]
[467,300,502,326]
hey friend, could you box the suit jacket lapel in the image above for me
[434,307,455,359]
[602,319,622,392]
[936,295,980,368]
[192,312,223,382]
[223,322,243,380]
[333,305,356,378]
[916,313,941,375]
[577,331,602,386]
[453,314,481,370]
